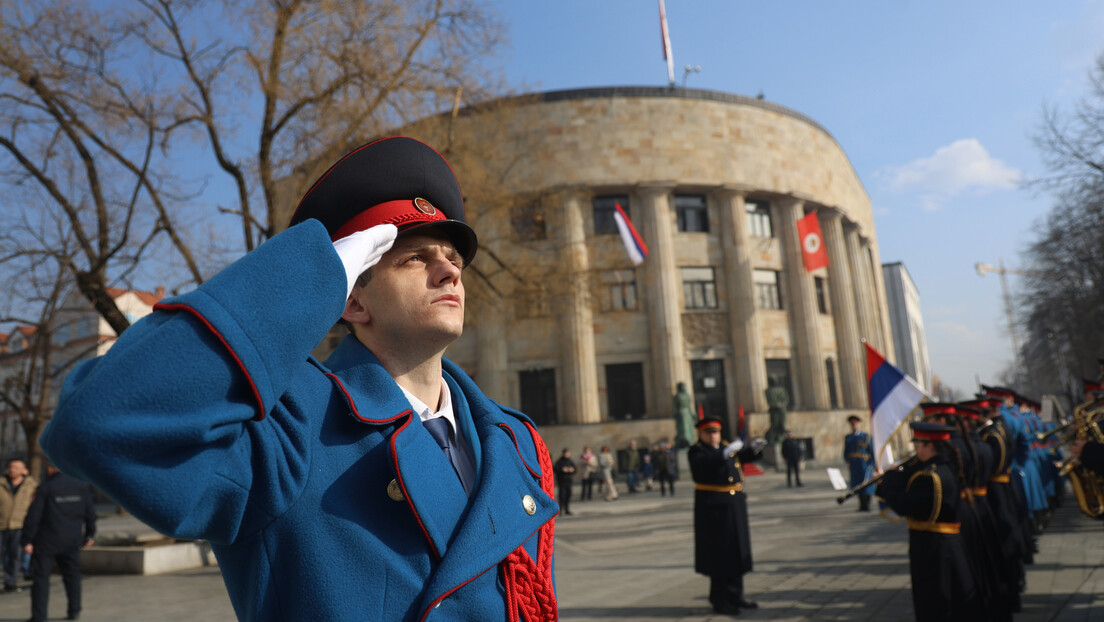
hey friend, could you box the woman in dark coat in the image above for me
[876,422,988,622]
[688,417,763,616]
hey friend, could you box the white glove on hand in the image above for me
[332,224,398,299]
[724,439,744,459]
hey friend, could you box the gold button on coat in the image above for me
[387,479,404,501]
[522,494,537,515]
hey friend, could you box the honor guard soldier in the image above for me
[39,137,558,622]
[876,422,988,622]
[688,417,765,616]
[844,415,875,511]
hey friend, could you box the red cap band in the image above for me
[913,429,950,441]
[331,198,448,241]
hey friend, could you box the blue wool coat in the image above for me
[844,431,875,494]
[40,220,557,622]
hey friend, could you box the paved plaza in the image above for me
[0,468,1099,621]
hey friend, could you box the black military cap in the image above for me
[288,136,478,264]
[909,421,953,442]
[847,415,862,424]
[696,417,724,431]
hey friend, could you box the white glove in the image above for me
[750,437,768,452]
[724,439,744,459]
[332,224,398,299]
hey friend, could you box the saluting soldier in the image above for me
[39,137,559,621]
[688,417,764,616]
[876,422,988,622]
[844,415,876,511]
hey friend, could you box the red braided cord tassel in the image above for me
[501,423,558,622]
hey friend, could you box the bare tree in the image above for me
[1033,53,1104,201]
[0,0,507,336]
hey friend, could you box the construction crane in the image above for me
[975,259,1042,378]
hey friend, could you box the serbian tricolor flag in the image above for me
[796,211,829,272]
[659,0,675,85]
[614,202,649,265]
[866,341,929,471]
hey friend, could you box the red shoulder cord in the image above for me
[500,422,558,622]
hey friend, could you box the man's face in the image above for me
[352,231,465,347]
[849,420,860,433]
[914,440,935,461]
[7,461,25,480]
[698,427,721,448]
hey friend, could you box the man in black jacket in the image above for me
[21,464,96,622]
[781,431,803,487]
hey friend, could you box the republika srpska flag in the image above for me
[614,202,649,265]
[866,341,929,471]
[796,211,829,272]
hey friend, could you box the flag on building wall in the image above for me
[866,341,929,471]
[614,202,649,265]
[796,211,829,272]
[659,0,675,85]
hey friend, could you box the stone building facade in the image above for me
[303,86,901,463]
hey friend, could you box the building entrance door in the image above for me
[691,359,729,431]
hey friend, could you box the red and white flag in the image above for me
[659,0,675,85]
[614,202,649,265]
[796,211,829,272]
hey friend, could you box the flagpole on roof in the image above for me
[659,0,675,87]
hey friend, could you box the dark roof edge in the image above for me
[501,86,834,141]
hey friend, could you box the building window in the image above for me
[515,285,550,319]
[825,358,839,409]
[753,269,783,310]
[681,267,718,309]
[512,202,547,241]
[519,368,557,426]
[605,363,646,420]
[602,270,638,311]
[747,200,773,237]
[765,359,795,409]
[593,195,629,235]
[675,194,709,232]
[815,276,829,314]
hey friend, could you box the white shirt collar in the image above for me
[399,378,459,438]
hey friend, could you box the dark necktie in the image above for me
[423,417,474,493]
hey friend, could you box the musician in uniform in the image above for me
[688,417,764,616]
[844,415,875,511]
[875,422,987,622]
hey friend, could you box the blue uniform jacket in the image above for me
[844,432,875,494]
[40,220,558,621]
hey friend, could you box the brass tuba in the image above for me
[1057,398,1104,519]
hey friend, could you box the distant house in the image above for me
[0,286,164,458]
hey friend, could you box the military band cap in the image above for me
[696,417,723,430]
[980,385,1014,399]
[955,406,981,419]
[959,398,993,410]
[288,136,478,264]
[847,415,862,423]
[1084,378,1104,393]
[910,422,953,442]
[920,403,957,418]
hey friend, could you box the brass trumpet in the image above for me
[1057,399,1104,519]
[835,453,918,504]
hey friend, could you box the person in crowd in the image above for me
[640,451,655,492]
[689,417,765,616]
[654,441,678,497]
[553,449,577,516]
[599,445,619,501]
[0,459,36,593]
[844,415,875,511]
[21,463,96,622]
[625,439,641,493]
[38,137,558,622]
[875,422,987,622]
[780,430,803,488]
[578,445,598,501]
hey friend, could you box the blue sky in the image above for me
[489,0,1104,394]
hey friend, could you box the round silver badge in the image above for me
[522,494,537,516]
[413,197,437,216]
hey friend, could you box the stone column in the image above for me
[845,225,882,353]
[777,198,829,410]
[866,236,898,364]
[717,188,767,412]
[821,211,867,408]
[476,302,509,404]
[556,193,601,424]
[638,183,690,412]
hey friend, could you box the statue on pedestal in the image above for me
[673,382,695,448]
[764,378,790,445]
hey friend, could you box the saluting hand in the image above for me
[332,224,399,299]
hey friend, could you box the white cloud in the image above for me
[883,139,1022,208]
